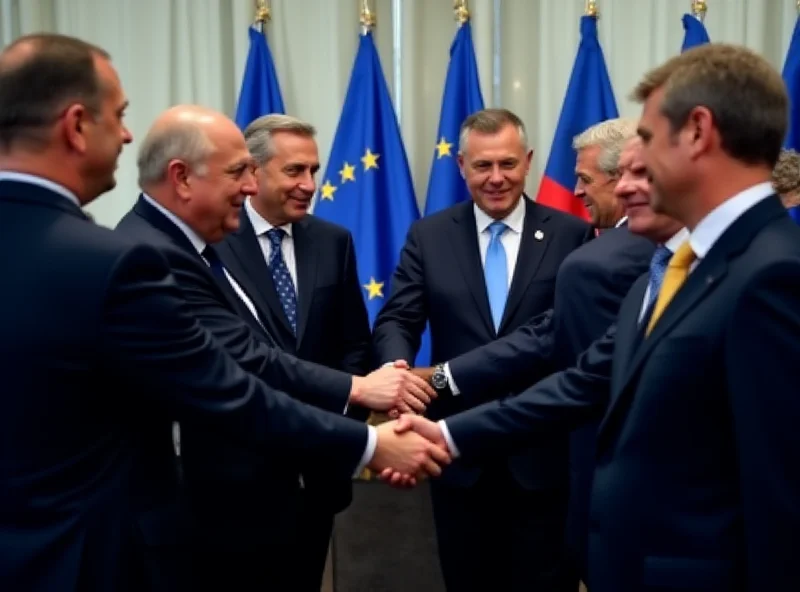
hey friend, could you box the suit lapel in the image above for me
[292,218,317,347]
[223,210,295,341]
[597,195,787,443]
[500,199,550,332]
[131,195,247,312]
[450,203,495,336]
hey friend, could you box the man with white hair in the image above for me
[573,117,638,231]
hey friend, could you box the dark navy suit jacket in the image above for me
[446,196,800,592]
[0,181,367,592]
[373,197,593,490]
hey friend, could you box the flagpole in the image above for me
[690,0,707,23]
[361,0,376,35]
[585,0,599,18]
[454,0,470,27]
[254,0,271,33]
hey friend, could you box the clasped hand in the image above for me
[368,414,451,488]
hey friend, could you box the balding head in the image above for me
[137,105,257,243]
[0,34,109,150]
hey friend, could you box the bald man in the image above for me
[114,105,442,590]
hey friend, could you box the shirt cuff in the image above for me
[438,420,461,458]
[353,425,378,477]
[443,362,460,395]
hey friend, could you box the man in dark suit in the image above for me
[421,131,683,588]
[116,105,437,590]
[0,34,447,592]
[372,108,593,591]
[212,114,371,590]
[393,44,800,592]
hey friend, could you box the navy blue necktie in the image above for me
[265,228,298,335]
[484,220,508,331]
[202,245,227,280]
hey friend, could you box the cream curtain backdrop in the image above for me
[0,0,797,226]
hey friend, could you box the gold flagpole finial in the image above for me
[255,0,271,25]
[585,1,599,18]
[454,0,470,25]
[796,0,799,13]
[360,0,376,33]
[690,0,707,22]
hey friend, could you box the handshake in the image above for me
[350,361,452,486]
[368,414,451,488]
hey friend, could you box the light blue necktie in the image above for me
[484,220,508,331]
[645,245,672,312]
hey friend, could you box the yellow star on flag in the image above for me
[435,137,453,158]
[339,162,356,183]
[363,277,384,300]
[361,148,380,171]
[320,180,337,201]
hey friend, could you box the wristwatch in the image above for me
[431,363,449,392]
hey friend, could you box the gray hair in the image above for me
[458,108,528,154]
[136,122,216,187]
[572,117,638,175]
[244,114,316,166]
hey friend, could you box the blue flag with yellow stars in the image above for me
[235,25,285,130]
[783,15,800,152]
[424,21,484,215]
[314,30,419,327]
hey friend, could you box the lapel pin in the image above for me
[534,230,544,241]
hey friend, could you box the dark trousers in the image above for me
[290,492,336,592]
[191,544,294,591]
[430,466,570,592]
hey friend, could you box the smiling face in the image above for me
[458,123,532,220]
[574,144,624,228]
[251,130,319,226]
[614,136,683,243]
[183,123,257,243]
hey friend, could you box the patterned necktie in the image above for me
[265,227,298,335]
[644,245,673,313]
[646,241,696,336]
[484,220,508,331]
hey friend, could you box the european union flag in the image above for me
[314,31,419,327]
[234,25,285,130]
[536,15,617,219]
[681,13,710,52]
[424,21,484,215]
[783,16,800,151]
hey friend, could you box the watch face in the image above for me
[431,371,448,390]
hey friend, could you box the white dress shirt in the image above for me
[245,198,298,292]
[142,194,377,474]
[0,171,81,207]
[440,181,776,458]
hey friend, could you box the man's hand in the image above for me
[409,366,435,383]
[368,420,451,488]
[384,366,437,419]
[378,414,449,486]
[350,366,436,413]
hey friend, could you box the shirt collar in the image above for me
[0,172,81,208]
[474,195,526,234]
[689,182,773,259]
[664,227,690,253]
[142,193,207,255]
[245,198,293,238]
[615,215,628,228]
